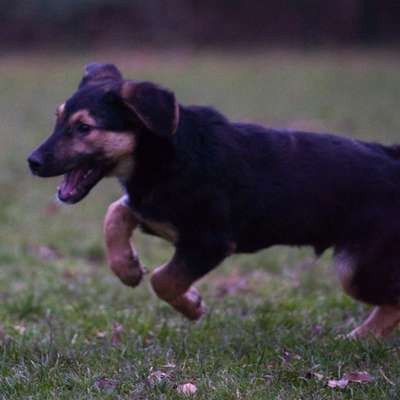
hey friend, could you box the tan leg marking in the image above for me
[104,197,144,287]
[348,305,400,339]
[151,262,205,321]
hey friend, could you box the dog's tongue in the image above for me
[59,168,87,197]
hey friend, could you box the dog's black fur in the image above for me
[29,63,400,312]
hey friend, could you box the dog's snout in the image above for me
[28,152,44,175]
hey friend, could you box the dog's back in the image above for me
[202,120,400,254]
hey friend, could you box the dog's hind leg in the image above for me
[349,305,400,339]
[104,196,144,287]
[335,245,400,339]
[151,243,231,320]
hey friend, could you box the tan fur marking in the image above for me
[85,130,136,159]
[104,197,143,287]
[56,103,65,119]
[348,305,400,338]
[121,81,135,99]
[68,109,97,126]
[142,220,178,243]
[64,112,136,177]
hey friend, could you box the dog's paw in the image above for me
[171,287,207,321]
[121,266,144,287]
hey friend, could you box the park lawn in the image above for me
[0,49,400,399]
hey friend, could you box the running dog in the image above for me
[28,63,400,338]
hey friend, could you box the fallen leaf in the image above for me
[177,383,197,395]
[163,363,176,369]
[111,322,123,346]
[328,371,374,389]
[148,370,168,385]
[344,371,374,383]
[95,330,107,338]
[13,324,26,335]
[313,372,324,381]
[31,244,61,261]
[95,376,118,390]
[311,324,323,335]
[214,276,248,298]
[328,378,349,389]
[281,349,302,364]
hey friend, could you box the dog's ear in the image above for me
[79,63,123,89]
[118,81,179,137]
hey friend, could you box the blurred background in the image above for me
[1,0,400,50]
[1,2,400,397]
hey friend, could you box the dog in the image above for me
[28,63,400,338]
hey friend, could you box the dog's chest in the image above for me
[124,191,179,243]
[131,209,178,243]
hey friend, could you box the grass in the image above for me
[1,49,400,399]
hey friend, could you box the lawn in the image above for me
[1,49,400,399]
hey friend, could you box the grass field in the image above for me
[1,49,400,399]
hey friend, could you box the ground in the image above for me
[1,50,400,399]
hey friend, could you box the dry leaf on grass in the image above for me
[163,363,176,369]
[214,276,248,298]
[177,383,197,395]
[148,370,168,385]
[281,349,302,364]
[311,324,323,336]
[95,376,118,390]
[95,330,107,338]
[111,322,124,345]
[34,246,61,261]
[328,371,374,389]
[13,324,26,335]
[312,372,324,381]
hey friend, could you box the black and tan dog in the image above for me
[28,63,400,338]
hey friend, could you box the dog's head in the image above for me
[28,63,179,204]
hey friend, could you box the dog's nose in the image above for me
[28,152,44,175]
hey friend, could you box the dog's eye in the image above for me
[76,123,92,133]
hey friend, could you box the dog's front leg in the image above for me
[104,196,144,287]
[150,243,231,320]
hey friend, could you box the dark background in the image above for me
[2,0,400,50]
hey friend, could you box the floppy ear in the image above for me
[79,63,123,89]
[119,81,179,137]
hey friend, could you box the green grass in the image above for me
[1,49,400,399]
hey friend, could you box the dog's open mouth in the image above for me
[57,164,107,204]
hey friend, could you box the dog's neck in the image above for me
[120,129,177,202]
